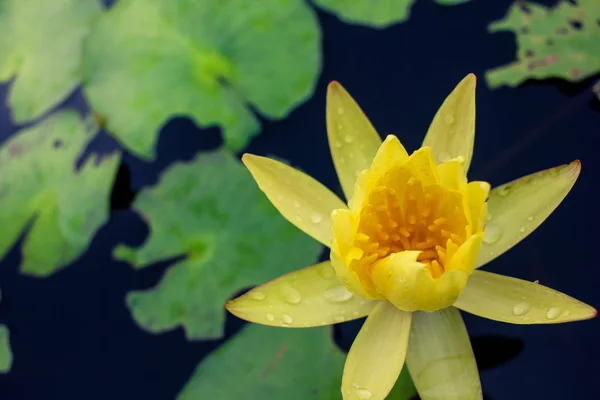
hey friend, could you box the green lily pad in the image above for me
[82,0,321,160]
[0,324,11,373]
[115,151,322,340]
[177,325,345,399]
[0,110,120,276]
[313,0,472,28]
[177,323,416,399]
[486,0,600,89]
[0,0,102,123]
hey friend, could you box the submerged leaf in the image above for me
[82,0,321,160]
[313,0,415,28]
[0,0,102,123]
[177,325,344,399]
[0,324,11,373]
[313,0,472,28]
[0,111,120,276]
[115,151,321,340]
[486,0,600,89]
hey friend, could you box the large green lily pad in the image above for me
[82,0,321,160]
[0,0,102,123]
[115,151,322,340]
[0,110,120,276]
[312,0,472,28]
[486,0,600,90]
[177,323,416,399]
[178,325,345,399]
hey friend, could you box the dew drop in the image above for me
[513,302,530,316]
[249,291,266,300]
[310,213,322,224]
[323,285,354,303]
[337,107,344,115]
[280,283,302,304]
[266,313,275,321]
[337,124,343,131]
[444,115,455,125]
[356,388,373,399]
[296,216,303,222]
[344,135,353,143]
[333,316,345,323]
[519,226,526,233]
[483,224,502,244]
[438,151,452,163]
[547,307,561,320]
[282,314,293,324]
[318,263,335,279]
[498,186,510,196]
[486,212,493,221]
[527,215,534,221]
[563,310,571,317]
[334,140,342,148]
[293,200,301,208]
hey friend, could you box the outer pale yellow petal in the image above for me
[225,262,378,328]
[327,81,382,200]
[242,154,346,247]
[406,308,482,400]
[342,302,411,400]
[454,270,596,324]
[477,161,580,268]
[422,74,477,170]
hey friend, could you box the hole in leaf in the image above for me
[569,20,583,30]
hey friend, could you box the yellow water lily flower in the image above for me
[226,74,596,400]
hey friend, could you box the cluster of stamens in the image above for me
[351,176,467,279]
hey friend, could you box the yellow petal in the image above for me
[406,308,482,400]
[477,161,580,268]
[342,302,411,400]
[467,181,490,233]
[454,270,596,324]
[370,134,409,174]
[437,158,467,191]
[242,154,346,247]
[370,251,470,312]
[447,233,484,274]
[402,146,440,187]
[422,74,476,170]
[327,81,382,200]
[225,261,378,328]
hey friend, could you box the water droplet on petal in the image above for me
[483,224,502,244]
[486,212,493,221]
[293,200,301,208]
[323,285,354,303]
[513,302,530,316]
[266,313,275,322]
[356,388,373,399]
[337,107,344,115]
[344,135,353,143]
[318,263,335,279]
[527,215,534,221]
[334,140,342,148]
[519,226,526,233]
[249,291,266,300]
[282,314,293,324]
[310,213,322,224]
[280,283,302,304]
[498,186,510,196]
[444,115,455,125]
[547,307,561,320]
[333,316,345,323]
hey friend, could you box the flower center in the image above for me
[352,175,468,280]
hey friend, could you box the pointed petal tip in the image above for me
[328,80,342,91]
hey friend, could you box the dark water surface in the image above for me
[0,1,598,399]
